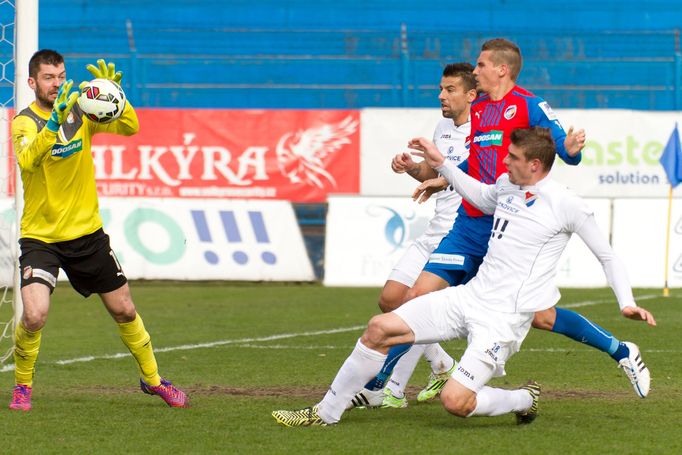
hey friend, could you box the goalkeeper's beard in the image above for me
[35,87,58,111]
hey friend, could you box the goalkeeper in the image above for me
[8,49,189,411]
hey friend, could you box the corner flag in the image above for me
[660,123,682,187]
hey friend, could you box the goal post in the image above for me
[0,0,37,363]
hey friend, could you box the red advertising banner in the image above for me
[91,109,360,202]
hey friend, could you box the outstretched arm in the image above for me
[408,137,497,214]
[391,152,438,182]
[576,215,656,326]
[413,176,449,204]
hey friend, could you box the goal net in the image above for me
[0,0,16,363]
[0,0,36,364]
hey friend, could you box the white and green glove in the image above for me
[85,58,122,83]
[45,79,78,133]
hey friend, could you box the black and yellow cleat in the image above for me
[515,381,541,425]
[272,404,328,427]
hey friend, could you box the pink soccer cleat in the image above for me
[9,384,32,411]
[139,377,189,408]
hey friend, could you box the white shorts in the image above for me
[393,285,534,392]
[386,232,443,287]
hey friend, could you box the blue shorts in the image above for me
[423,214,493,286]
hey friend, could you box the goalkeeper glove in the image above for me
[85,59,122,84]
[45,80,78,133]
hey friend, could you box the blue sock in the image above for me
[551,307,626,362]
[364,344,412,391]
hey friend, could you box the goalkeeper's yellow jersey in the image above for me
[11,100,139,243]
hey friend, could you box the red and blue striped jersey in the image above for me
[463,85,581,217]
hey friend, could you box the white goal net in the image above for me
[0,0,36,363]
[0,0,16,363]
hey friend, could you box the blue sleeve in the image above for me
[527,96,582,166]
[458,160,469,173]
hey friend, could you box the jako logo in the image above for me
[473,131,503,147]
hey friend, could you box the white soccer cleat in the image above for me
[618,342,650,398]
[346,388,385,409]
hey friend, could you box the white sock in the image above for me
[469,386,533,417]
[387,344,426,398]
[316,339,387,424]
[423,343,455,374]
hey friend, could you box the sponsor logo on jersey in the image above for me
[538,101,558,120]
[429,253,465,266]
[445,142,464,161]
[472,130,503,147]
[504,105,517,120]
[51,139,83,158]
[525,191,538,207]
[440,133,452,139]
[497,200,520,213]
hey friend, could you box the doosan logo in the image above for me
[473,131,503,146]
[51,139,83,158]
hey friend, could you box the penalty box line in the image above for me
[0,293,661,373]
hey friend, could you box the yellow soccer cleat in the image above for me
[272,404,328,427]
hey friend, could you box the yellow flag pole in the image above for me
[664,184,673,297]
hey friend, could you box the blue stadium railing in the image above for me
[3,23,681,111]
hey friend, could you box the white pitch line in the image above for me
[0,325,365,373]
[0,293,665,373]
[561,293,659,309]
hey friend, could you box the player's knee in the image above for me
[532,309,555,331]
[440,388,475,417]
[21,310,47,332]
[361,315,390,349]
[107,298,137,323]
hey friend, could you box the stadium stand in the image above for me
[25,0,682,111]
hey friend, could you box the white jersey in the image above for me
[437,163,637,313]
[424,118,470,237]
[387,118,470,287]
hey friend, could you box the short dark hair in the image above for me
[481,38,522,81]
[442,62,477,92]
[510,127,556,171]
[29,49,64,78]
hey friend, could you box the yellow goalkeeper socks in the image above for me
[14,322,41,387]
[117,313,161,386]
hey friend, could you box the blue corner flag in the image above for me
[660,123,682,187]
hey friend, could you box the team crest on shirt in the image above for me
[504,105,517,120]
[525,191,538,207]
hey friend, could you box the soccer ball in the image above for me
[77,78,126,123]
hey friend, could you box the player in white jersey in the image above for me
[383,117,467,296]
[352,64,475,409]
[272,126,655,427]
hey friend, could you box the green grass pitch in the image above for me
[0,282,680,454]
